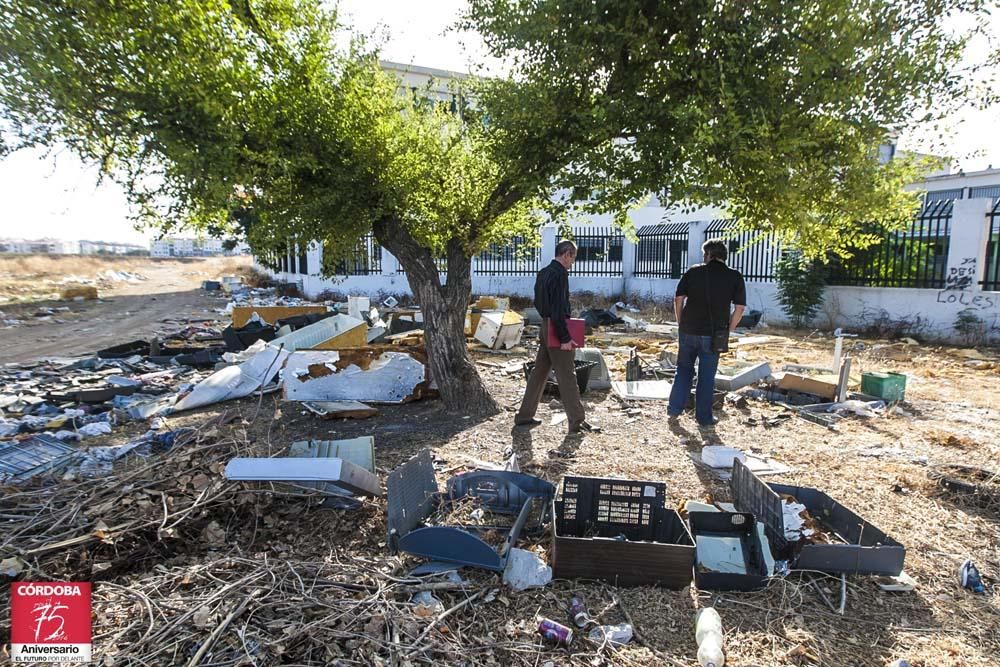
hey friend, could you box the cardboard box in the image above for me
[777,372,838,400]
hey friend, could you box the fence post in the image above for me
[307,241,322,276]
[687,221,706,269]
[621,233,636,291]
[944,199,992,292]
[541,224,556,263]
[381,247,400,276]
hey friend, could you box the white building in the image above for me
[1,238,80,254]
[256,62,1000,343]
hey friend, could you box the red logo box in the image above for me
[10,582,92,663]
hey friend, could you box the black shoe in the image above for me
[569,420,601,434]
[514,417,542,427]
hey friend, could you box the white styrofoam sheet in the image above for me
[283,351,426,403]
[270,314,366,352]
[224,457,381,497]
[611,380,672,401]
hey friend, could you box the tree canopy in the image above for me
[465,0,989,255]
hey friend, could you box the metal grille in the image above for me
[475,236,541,275]
[568,226,623,276]
[323,233,382,276]
[827,200,953,288]
[703,220,782,282]
[634,223,688,278]
[970,184,1000,200]
[926,188,964,201]
[397,255,447,275]
[299,245,309,275]
[983,199,1000,291]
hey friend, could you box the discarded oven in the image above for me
[731,459,905,575]
[387,449,554,571]
[688,511,769,591]
[551,476,695,588]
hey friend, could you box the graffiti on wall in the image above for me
[943,257,977,291]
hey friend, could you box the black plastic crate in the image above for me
[557,476,666,541]
[689,511,768,591]
[731,459,905,576]
[551,476,694,588]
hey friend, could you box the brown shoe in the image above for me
[569,420,601,434]
[514,417,542,427]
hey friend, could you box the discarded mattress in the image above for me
[283,349,428,404]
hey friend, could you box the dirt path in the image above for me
[0,257,242,363]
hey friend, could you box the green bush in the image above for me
[775,251,827,328]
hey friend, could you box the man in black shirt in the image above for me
[667,239,747,426]
[515,240,598,433]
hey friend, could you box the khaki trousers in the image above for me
[516,319,585,426]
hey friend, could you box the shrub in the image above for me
[775,251,826,328]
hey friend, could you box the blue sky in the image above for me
[0,0,997,243]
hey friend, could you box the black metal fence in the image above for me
[982,199,1000,291]
[299,245,309,275]
[702,220,782,282]
[475,236,541,275]
[568,226,623,276]
[827,200,953,288]
[396,255,447,275]
[634,224,688,278]
[323,233,382,276]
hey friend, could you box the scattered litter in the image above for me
[411,591,445,617]
[78,422,113,439]
[959,559,986,594]
[588,623,633,646]
[701,446,745,469]
[876,571,918,592]
[502,548,552,591]
[611,379,672,401]
[550,412,567,426]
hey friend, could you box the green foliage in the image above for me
[465,0,986,258]
[775,251,827,328]
[0,0,543,278]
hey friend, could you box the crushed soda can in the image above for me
[959,559,986,594]
[538,618,574,646]
[588,623,633,646]
[569,597,589,628]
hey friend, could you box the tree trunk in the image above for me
[372,219,499,416]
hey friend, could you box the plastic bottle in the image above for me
[695,608,725,667]
[587,623,633,646]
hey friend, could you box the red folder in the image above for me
[547,318,585,348]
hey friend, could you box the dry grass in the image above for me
[0,307,998,665]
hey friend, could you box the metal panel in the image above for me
[0,435,79,483]
[386,449,439,552]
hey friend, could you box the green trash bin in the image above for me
[860,372,907,401]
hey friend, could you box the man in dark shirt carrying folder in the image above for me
[515,240,599,434]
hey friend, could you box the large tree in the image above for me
[0,0,543,414]
[465,0,988,255]
[0,0,987,414]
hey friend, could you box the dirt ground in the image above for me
[0,255,249,362]
[1,283,999,666]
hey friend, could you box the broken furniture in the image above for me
[551,476,695,588]
[387,449,555,571]
[731,459,905,575]
[624,348,673,383]
[523,359,598,396]
[283,348,430,403]
[776,372,839,401]
[225,437,381,501]
[860,372,907,402]
[688,511,768,591]
[474,311,525,350]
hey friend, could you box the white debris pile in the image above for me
[782,498,815,541]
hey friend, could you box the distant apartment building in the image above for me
[79,240,147,255]
[0,238,80,254]
[149,236,247,257]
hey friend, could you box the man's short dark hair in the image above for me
[555,240,577,257]
[702,239,728,262]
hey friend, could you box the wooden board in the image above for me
[232,305,327,328]
[303,401,378,420]
[309,325,369,350]
[777,372,838,400]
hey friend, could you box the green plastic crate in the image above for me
[860,372,907,401]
